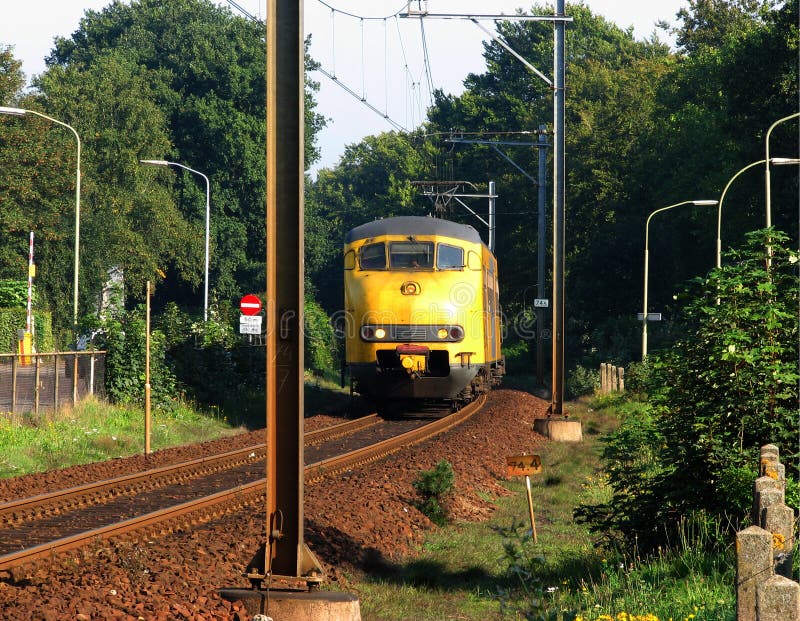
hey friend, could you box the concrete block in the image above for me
[757,574,800,621]
[753,477,782,525]
[737,526,773,621]
[218,588,361,621]
[533,417,582,442]
[763,503,796,578]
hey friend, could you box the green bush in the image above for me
[0,280,31,308]
[565,365,599,399]
[97,305,177,409]
[412,460,455,526]
[579,230,799,552]
[0,308,54,353]
[304,296,337,373]
[624,359,653,396]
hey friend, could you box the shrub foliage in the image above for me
[413,460,455,526]
[577,230,799,551]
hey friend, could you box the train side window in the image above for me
[389,241,434,269]
[359,242,386,269]
[344,249,356,270]
[467,250,482,270]
[437,244,464,270]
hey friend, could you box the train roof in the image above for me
[345,216,484,245]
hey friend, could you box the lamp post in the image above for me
[717,157,800,269]
[140,159,211,321]
[0,106,82,333]
[765,112,799,230]
[642,199,717,361]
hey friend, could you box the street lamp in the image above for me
[717,157,800,269]
[0,106,82,334]
[140,159,211,321]
[765,112,799,230]
[642,199,718,361]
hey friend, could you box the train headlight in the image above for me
[375,327,387,339]
[401,281,420,295]
[437,328,448,339]
[361,325,387,341]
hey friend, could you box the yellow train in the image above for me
[343,216,504,406]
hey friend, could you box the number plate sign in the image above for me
[506,454,542,477]
[239,315,262,335]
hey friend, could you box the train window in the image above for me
[389,241,434,269]
[437,244,464,270]
[359,243,386,269]
[344,249,356,270]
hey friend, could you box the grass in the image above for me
[347,378,737,621]
[0,371,353,479]
[0,396,244,478]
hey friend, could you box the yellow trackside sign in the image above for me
[506,454,542,477]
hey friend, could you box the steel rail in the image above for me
[0,400,483,572]
[0,414,379,525]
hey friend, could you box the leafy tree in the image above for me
[98,304,177,409]
[578,230,798,551]
[306,130,435,310]
[33,50,193,336]
[0,46,24,98]
[40,0,325,318]
[303,295,337,374]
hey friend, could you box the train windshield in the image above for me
[389,241,434,269]
[359,242,386,269]
[437,244,464,270]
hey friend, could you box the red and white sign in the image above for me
[240,294,262,316]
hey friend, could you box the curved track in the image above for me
[0,396,485,573]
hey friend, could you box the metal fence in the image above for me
[0,351,106,415]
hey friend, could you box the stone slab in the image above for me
[533,418,582,442]
[218,588,361,621]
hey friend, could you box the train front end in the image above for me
[343,216,501,404]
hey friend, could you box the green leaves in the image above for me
[593,230,797,551]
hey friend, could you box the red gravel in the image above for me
[0,388,549,620]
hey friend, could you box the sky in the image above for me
[1,1,688,172]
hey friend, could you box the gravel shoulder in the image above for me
[0,388,549,621]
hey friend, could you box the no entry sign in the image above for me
[240,294,262,316]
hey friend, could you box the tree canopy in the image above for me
[0,0,326,339]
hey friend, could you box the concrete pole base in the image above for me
[218,588,361,621]
[534,417,583,442]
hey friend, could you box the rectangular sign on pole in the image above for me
[506,454,542,477]
[533,298,549,308]
[506,453,541,543]
[636,312,662,321]
[239,315,262,335]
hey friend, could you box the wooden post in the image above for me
[144,281,151,455]
[34,354,40,415]
[525,475,538,543]
[89,351,95,395]
[72,352,78,404]
[53,353,59,412]
[11,353,17,413]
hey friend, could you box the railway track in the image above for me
[0,396,485,574]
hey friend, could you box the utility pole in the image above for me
[536,126,548,387]
[551,0,566,415]
[446,130,551,388]
[404,5,572,414]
